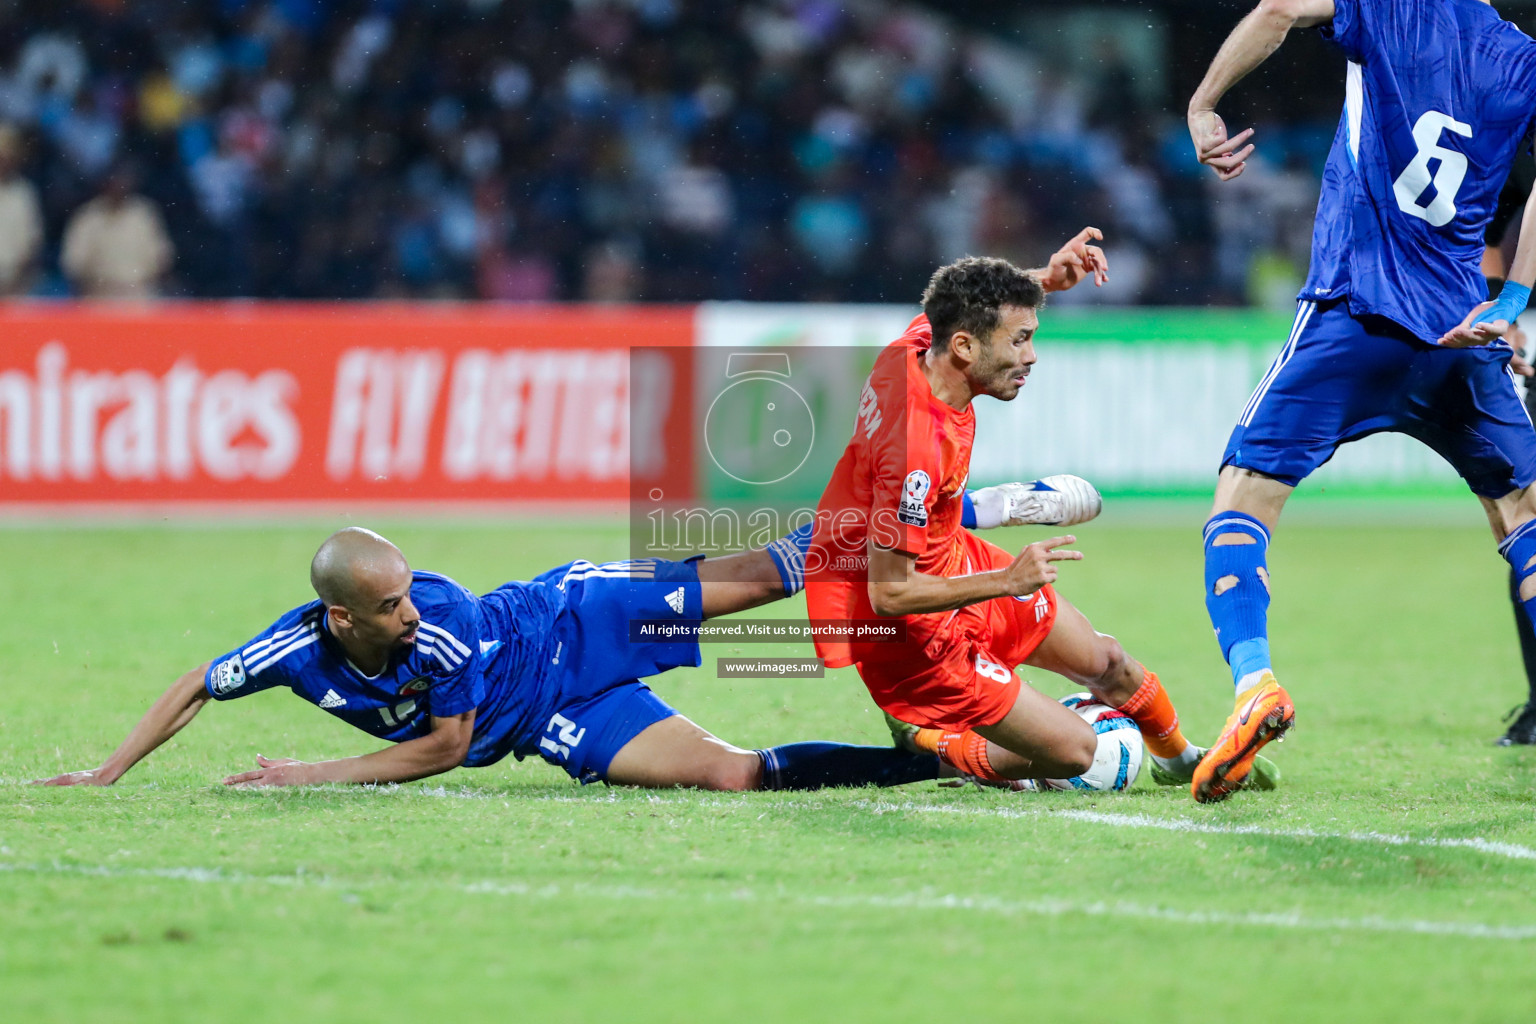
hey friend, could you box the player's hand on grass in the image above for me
[1189,109,1254,182]
[32,768,111,786]
[1001,535,1081,597]
[1038,228,1108,292]
[223,755,309,787]
[1439,300,1510,348]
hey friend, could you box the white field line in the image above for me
[504,791,1536,864]
[1,859,1533,942]
[868,801,1536,863]
[264,785,1536,863]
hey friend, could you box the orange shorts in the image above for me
[853,533,1059,733]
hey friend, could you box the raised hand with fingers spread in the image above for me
[1036,227,1109,292]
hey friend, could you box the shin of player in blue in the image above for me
[756,743,938,790]
[1203,512,1273,694]
[1500,519,1536,639]
[765,522,813,596]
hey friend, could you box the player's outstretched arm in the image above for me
[221,709,476,787]
[33,663,214,786]
[866,536,1080,618]
[1442,186,1536,348]
[1188,0,1336,181]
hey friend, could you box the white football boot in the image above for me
[969,475,1103,528]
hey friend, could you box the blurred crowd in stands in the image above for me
[0,0,1365,305]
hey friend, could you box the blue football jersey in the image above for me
[1304,0,1536,341]
[203,571,564,768]
[202,558,704,774]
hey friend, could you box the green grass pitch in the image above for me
[5,506,1536,1023]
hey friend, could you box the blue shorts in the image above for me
[530,681,678,785]
[518,557,704,783]
[1225,299,1536,498]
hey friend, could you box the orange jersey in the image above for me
[807,315,975,668]
[864,530,1056,731]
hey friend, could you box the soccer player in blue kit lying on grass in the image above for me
[36,526,942,792]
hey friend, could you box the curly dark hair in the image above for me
[920,256,1043,351]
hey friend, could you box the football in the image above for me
[1028,693,1144,792]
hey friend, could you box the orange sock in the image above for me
[910,728,942,755]
[1116,669,1189,760]
[936,731,1011,784]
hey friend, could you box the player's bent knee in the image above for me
[1029,718,1096,778]
[1097,634,1126,675]
[1086,637,1141,704]
[1073,632,1120,683]
[697,751,762,792]
[1053,730,1097,777]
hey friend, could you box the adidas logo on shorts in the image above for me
[665,587,686,614]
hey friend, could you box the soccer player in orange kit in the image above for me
[807,237,1276,790]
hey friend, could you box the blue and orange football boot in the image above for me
[1191,672,1294,803]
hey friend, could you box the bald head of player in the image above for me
[310,528,420,652]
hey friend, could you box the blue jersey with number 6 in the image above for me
[1303,0,1536,342]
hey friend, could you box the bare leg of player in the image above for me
[604,712,942,792]
[1481,484,1536,547]
[898,592,1253,787]
[606,715,764,790]
[898,602,1152,784]
[1212,465,1292,530]
[1022,596,1211,781]
[1484,482,1536,617]
[1022,597,1141,704]
[959,600,1152,782]
[971,686,1097,779]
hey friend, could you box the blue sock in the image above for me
[1500,519,1536,639]
[961,490,977,529]
[755,743,940,790]
[1203,512,1274,693]
[765,523,813,595]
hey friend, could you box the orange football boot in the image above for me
[1191,673,1294,804]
